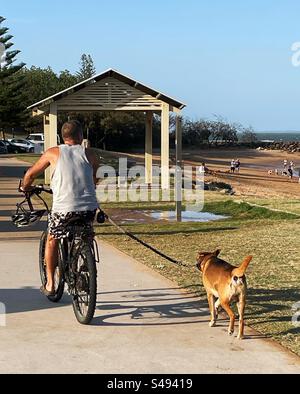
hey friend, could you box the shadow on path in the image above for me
[93,287,212,327]
[0,165,29,179]
[0,288,69,314]
[0,220,46,233]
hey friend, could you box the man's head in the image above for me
[61,120,83,144]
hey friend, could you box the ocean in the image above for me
[255,132,300,142]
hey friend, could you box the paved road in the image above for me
[0,157,300,374]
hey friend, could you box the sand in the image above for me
[122,148,300,199]
[183,148,300,199]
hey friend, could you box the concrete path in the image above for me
[0,156,300,374]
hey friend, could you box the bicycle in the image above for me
[14,184,100,325]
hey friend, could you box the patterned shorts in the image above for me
[48,211,96,239]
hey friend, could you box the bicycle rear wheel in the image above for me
[39,231,65,303]
[72,244,97,325]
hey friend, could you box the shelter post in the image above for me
[43,114,50,184]
[44,103,58,184]
[161,103,170,190]
[175,115,183,222]
[145,111,153,184]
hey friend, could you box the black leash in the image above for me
[103,213,192,269]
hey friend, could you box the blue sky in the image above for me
[2,0,300,131]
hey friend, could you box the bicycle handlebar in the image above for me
[18,180,53,195]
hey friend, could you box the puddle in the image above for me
[108,209,229,224]
[150,211,228,223]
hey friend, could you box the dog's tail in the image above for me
[232,256,253,277]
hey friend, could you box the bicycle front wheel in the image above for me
[72,244,97,325]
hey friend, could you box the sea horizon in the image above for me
[253,132,300,142]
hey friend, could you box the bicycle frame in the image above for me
[60,225,99,296]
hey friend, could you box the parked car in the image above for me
[26,133,44,153]
[26,133,44,143]
[26,133,61,152]
[10,138,35,153]
[0,140,8,154]
[1,140,24,153]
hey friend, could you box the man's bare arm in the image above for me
[86,149,101,186]
[22,151,52,190]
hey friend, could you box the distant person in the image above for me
[199,162,206,176]
[235,159,241,173]
[230,159,236,173]
[282,159,288,176]
[288,163,294,180]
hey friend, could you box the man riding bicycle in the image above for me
[21,120,100,297]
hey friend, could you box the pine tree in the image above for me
[0,16,25,135]
[76,54,96,81]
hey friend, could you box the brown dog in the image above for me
[196,250,252,339]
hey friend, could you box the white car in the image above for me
[26,133,44,143]
[26,133,45,153]
[10,138,35,153]
[26,133,61,152]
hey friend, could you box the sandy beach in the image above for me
[123,148,300,199]
[183,148,300,199]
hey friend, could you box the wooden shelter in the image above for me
[28,69,186,188]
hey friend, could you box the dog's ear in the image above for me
[213,249,221,257]
[196,252,209,265]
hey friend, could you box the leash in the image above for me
[103,212,193,269]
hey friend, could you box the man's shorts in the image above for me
[48,211,96,239]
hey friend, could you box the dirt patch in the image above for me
[105,208,155,224]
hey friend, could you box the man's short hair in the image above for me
[61,120,83,141]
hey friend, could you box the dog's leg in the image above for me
[207,293,217,327]
[237,296,246,340]
[221,301,235,336]
[215,298,221,319]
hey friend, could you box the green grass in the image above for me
[102,198,298,221]
[203,200,298,220]
[244,197,300,216]
[11,154,42,166]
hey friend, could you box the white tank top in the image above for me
[51,145,99,214]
